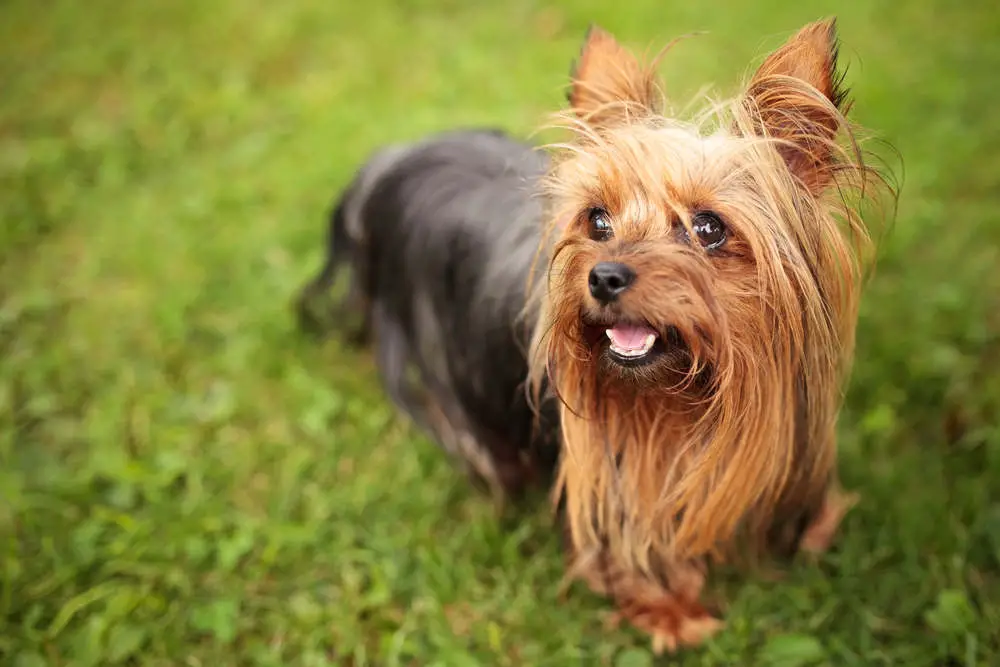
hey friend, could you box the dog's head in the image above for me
[528,20,894,561]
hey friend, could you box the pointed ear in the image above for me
[742,19,850,194]
[567,25,662,127]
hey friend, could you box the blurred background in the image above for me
[1,0,997,665]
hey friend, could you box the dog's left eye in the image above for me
[588,208,613,241]
[691,211,727,249]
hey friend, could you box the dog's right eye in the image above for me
[588,208,613,241]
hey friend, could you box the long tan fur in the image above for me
[524,19,895,651]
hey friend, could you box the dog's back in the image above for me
[310,129,559,496]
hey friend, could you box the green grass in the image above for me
[2,0,999,665]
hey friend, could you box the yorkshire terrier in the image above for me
[298,18,892,653]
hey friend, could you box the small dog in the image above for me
[299,18,893,653]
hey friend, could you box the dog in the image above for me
[298,18,893,653]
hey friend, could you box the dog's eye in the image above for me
[588,208,613,241]
[691,211,727,249]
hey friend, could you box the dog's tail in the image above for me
[295,195,354,336]
[322,197,354,293]
[295,143,414,339]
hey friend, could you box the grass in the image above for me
[1,0,999,664]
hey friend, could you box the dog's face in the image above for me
[537,21,877,399]
[548,128,760,391]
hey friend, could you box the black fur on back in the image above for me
[299,128,561,496]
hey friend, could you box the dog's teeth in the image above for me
[606,328,658,358]
[610,344,651,357]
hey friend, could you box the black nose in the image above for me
[588,262,636,303]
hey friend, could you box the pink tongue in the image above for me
[607,324,657,349]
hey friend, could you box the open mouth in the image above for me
[580,315,701,384]
[581,318,666,367]
[605,324,659,362]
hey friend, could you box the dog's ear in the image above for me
[568,25,661,127]
[741,18,850,194]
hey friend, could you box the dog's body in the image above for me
[298,129,560,497]
[299,18,893,654]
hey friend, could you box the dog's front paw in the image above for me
[607,593,724,654]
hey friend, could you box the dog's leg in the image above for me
[371,304,493,491]
[560,534,723,654]
[371,302,435,430]
[370,303,528,507]
[603,566,723,655]
[421,396,510,509]
[798,484,859,554]
[419,387,543,508]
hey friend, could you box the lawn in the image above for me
[1,0,999,665]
